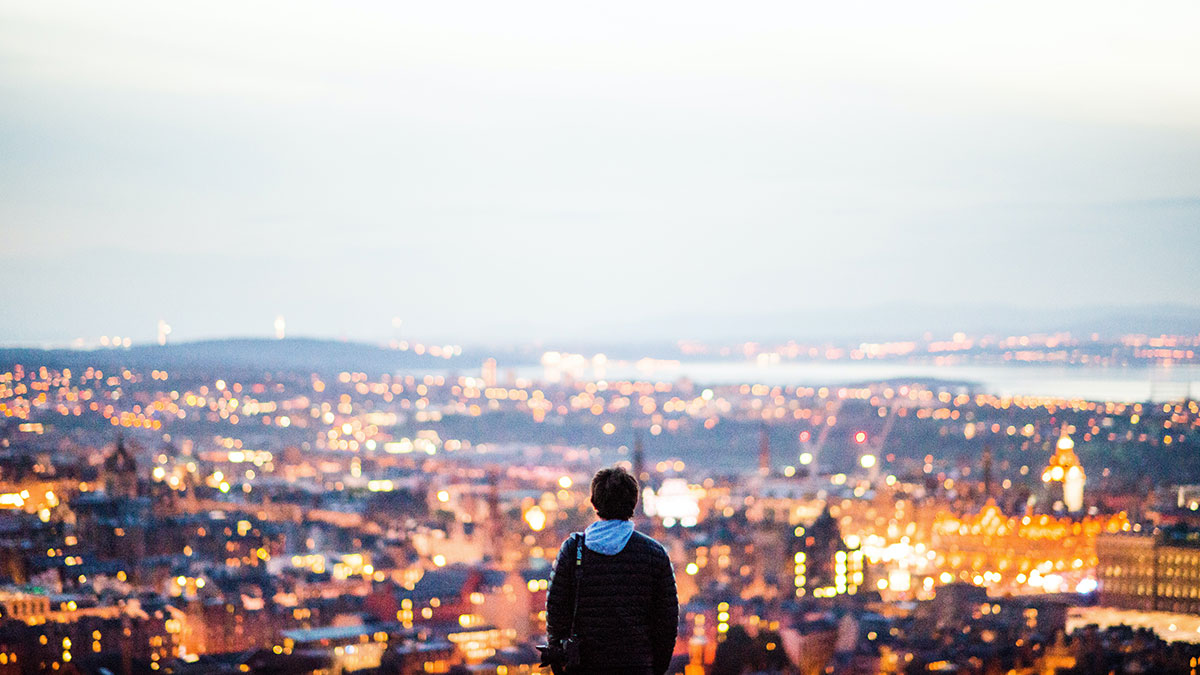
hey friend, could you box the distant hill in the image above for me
[0,338,469,374]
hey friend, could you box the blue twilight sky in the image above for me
[1,1,1198,346]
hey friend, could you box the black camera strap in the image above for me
[569,532,584,638]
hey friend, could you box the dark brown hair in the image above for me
[590,465,639,520]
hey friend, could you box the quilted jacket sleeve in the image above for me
[650,544,679,674]
[545,534,578,645]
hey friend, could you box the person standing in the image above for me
[544,465,679,674]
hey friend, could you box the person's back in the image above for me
[545,466,678,674]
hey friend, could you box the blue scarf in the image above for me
[584,519,635,555]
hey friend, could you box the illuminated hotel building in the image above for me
[931,503,1127,595]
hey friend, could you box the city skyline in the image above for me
[0,346,1196,672]
[4,2,1200,673]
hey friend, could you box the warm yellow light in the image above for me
[860,454,876,469]
[558,476,572,489]
[524,506,547,532]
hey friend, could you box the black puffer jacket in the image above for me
[546,528,678,673]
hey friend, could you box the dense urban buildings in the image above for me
[0,333,1196,673]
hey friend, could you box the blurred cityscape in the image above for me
[5,0,1200,671]
[0,330,1197,674]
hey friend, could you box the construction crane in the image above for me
[858,396,902,484]
[799,398,843,477]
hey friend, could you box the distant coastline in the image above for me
[2,338,1196,403]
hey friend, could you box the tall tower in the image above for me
[486,469,502,561]
[981,445,993,499]
[1043,431,1085,513]
[104,433,139,499]
[759,426,771,476]
[633,431,650,521]
[1064,468,1085,514]
[633,431,646,484]
[481,358,498,388]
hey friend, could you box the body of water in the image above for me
[522,361,1200,403]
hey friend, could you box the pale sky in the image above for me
[2,1,1198,345]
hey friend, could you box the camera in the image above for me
[537,637,581,672]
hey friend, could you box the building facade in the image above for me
[1098,527,1200,614]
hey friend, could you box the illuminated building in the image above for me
[931,503,1127,595]
[71,436,152,564]
[791,507,863,598]
[1098,525,1200,614]
[193,595,274,655]
[1043,432,1086,512]
[395,565,512,629]
[642,478,700,528]
[0,589,183,672]
[103,434,140,500]
[385,638,456,674]
[446,625,518,663]
[778,620,837,675]
[279,624,403,672]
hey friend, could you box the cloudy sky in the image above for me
[2,1,1198,345]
